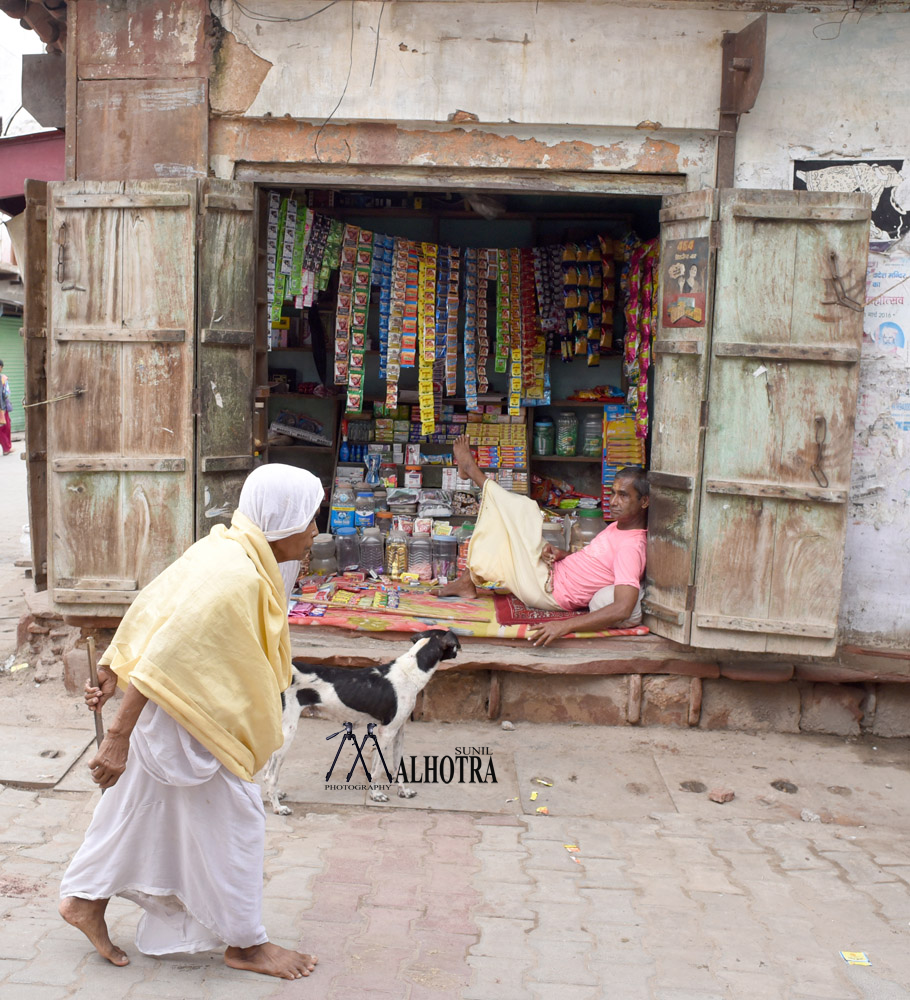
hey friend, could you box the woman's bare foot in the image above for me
[59,896,129,966]
[224,942,318,980]
[452,435,487,490]
[433,568,479,599]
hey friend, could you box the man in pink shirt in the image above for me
[437,436,649,647]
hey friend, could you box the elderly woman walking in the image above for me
[59,465,323,980]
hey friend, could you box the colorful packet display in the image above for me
[495,250,511,378]
[401,241,420,369]
[269,196,291,331]
[318,218,344,293]
[334,224,358,389]
[265,191,282,345]
[561,240,604,366]
[373,234,394,380]
[598,235,618,351]
[476,249,493,394]
[434,246,461,396]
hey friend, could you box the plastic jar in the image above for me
[455,523,474,573]
[309,533,338,576]
[432,534,458,582]
[570,508,606,553]
[359,528,385,575]
[580,411,604,458]
[408,531,433,581]
[375,511,394,536]
[355,491,375,530]
[385,526,409,579]
[555,411,578,456]
[334,527,361,571]
[532,417,555,456]
[541,522,566,553]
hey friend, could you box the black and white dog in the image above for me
[263,629,460,813]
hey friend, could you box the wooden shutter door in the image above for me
[195,180,256,538]
[643,190,718,644]
[48,180,197,614]
[23,180,49,590]
[690,189,870,656]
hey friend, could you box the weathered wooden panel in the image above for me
[644,189,718,645]
[690,189,870,656]
[48,180,197,617]
[195,179,257,538]
[23,180,49,589]
[75,0,210,81]
[76,79,208,181]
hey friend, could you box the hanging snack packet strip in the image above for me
[288,204,307,298]
[634,239,660,439]
[346,227,373,414]
[520,248,546,404]
[374,234,394,381]
[417,242,438,436]
[463,248,479,411]
[294,209,315,308]
[434,246,450,389]
[270,196,290,330]
[401,241,420,369]
[508,248,523,416]
[495,250,510,376]
[335,224,358,390]
[560,243,581,363]
[265,191,281,342]
[477,249,493,394]
[598,235,617,351]
[386,237,407,408]
[445,247,461,397]
[318,218,344,293]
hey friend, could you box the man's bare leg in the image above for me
[59,897,130,966]
[453,434,487,489]
[225,942,318,980]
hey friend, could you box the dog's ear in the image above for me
[440,630,461,660]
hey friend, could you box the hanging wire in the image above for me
[3,106,24,137]
[232,0,339,24]
[369,1,386,88]
[314,0,355,164]
[812,0,871,40]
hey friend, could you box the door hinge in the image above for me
[709,220,721,251]
[686,585,697,611]
[700,400,709,428]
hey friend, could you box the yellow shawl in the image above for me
[100,511,291,781]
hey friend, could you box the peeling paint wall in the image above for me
[840,250,910,649]
[735,13,910,188]
[213,0,752,129]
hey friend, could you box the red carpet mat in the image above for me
[493,593,649,635]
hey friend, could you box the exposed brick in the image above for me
[799,682,864,737]
[499,674,627,725]
[699,679,800,733]
[415,669,490,721]
[640,674,690,726]
[871,685,910,737]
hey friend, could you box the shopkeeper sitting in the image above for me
[436,436,648,648]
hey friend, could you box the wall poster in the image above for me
[661,236,708,329]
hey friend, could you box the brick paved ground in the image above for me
[1,720,909,1000]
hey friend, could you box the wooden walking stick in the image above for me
[86,637,105,751]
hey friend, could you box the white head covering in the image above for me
[237,464,324,600]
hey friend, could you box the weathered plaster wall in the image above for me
[735,13,910,188]
[214,0,751,129]
[840,249,910,649]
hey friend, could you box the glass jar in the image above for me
[580,411,604,458]
[532,417,555,456]
[359,528,384,575]
[309,533,338,576]
[385,526,409,580]
[555,411,578,456]
[355,491,375,530]
[408,531,433,581]
[570,508,606,552]
[455,523,474,573]
[432,534,458,583]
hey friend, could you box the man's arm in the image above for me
[528,585,639,648]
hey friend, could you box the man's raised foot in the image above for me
[59,896,130,966]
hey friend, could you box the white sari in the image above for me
[59,702,268,955]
